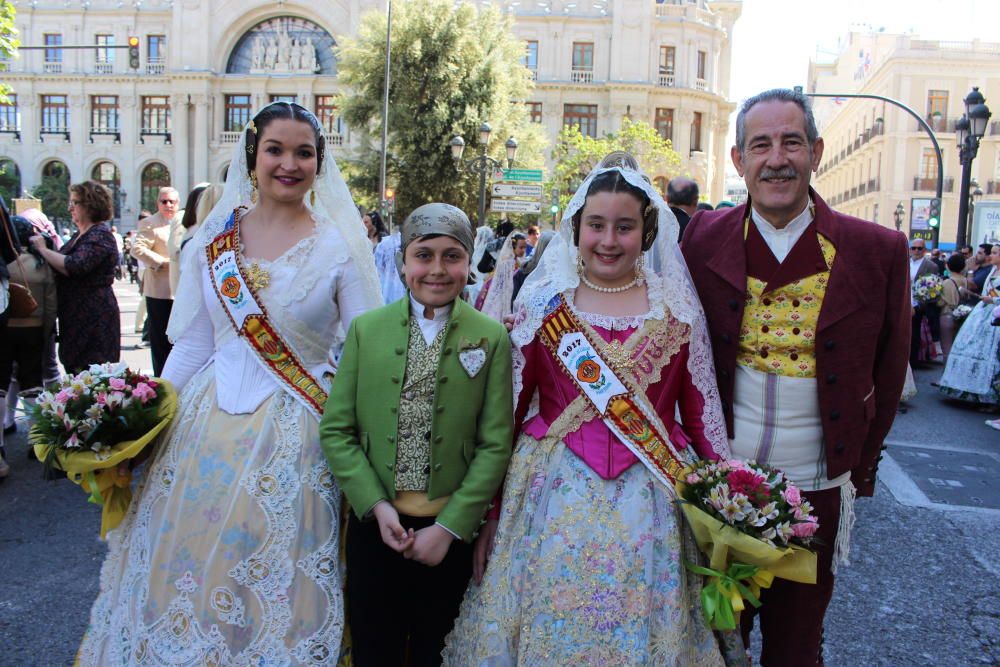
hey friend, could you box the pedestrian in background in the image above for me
[131,187,181,375]
[939,252,970,359]
[1,215,57,478]
[362,209,388,250]
[168,182,209,296]
[666,176,699,241]
[30,181,120,374]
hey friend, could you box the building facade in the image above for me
[0,0,740,229]
[808,31,1000,249]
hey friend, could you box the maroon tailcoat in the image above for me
[681,189,910,497]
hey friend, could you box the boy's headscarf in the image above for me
[396,203,476,279]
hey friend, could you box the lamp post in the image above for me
[955,87,992,248]
[894,202,904,232]
[450,123,518,228]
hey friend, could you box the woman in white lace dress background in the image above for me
[77,102,382,666]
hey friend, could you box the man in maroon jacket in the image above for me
[682,88,910,666]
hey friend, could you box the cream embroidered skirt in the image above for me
[443,433,723,666]
[77,367,344,666]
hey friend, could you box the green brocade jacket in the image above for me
[320,296,514,542]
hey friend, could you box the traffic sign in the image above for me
[491,182,544,198]
[490,199,542,214]
[502,168,543,182]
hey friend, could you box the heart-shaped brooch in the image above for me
[458,338,488,378]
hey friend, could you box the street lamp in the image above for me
[450,123,518,228]
[894,202,905,232]
[955,87,992,248]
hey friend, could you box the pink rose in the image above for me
[132,382,157,404]
[55,389,75,403]
[790,521,818,538]
[109,377,127,391]
[686,474,701,485]
[782,485,802,506]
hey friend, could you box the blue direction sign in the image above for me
[502,168,544,182]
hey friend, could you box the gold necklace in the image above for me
[234,208,271,291]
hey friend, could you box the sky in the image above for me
[725,0,1000,148]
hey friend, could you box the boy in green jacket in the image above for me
[320,203,514,666]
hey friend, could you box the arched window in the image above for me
[226,17,338,75]
[653,176,668,197]
[92,161,121,219]
[141,162,171,213]
[0,158,21,204]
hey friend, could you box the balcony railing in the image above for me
[221,131,241,143]
[146,58,165,75]
[89,129,121,143]
[913,176,955,192]
[324,131,344,146]
[570,67,594,83]
[39,128,70,142]
[95,61,113,74]
[139,129,171,144]
[42,61,63,74]
[694,78,707,91]
[657,73,675,87]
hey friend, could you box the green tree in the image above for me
[0,158,20,203]
[336,0,546,221]
[548,118,684,214]
[0,0,19,103]
[31,165,70,226]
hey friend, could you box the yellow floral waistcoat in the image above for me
[737,225,837,378]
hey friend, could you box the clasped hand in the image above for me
[372,501,453,567]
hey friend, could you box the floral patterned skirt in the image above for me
[938,303,1000,405]
[77,367,344,666]
[443,433,723,667]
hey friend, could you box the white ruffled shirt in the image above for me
[410,294,452,344]
[163,225,373,414]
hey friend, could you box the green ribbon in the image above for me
[685,560,763,631]
[84,471,104,506]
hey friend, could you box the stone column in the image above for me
[171,96,190,193]
[193,95,209,184]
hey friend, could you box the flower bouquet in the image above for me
[30,362,177,538]
[676,459,819,631]
[950,303,973,325]
[912,274,943,305]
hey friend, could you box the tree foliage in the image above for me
[31,165,70,225]
[336,0,545,220]
[548,118,684,213]
[0,0,18,103]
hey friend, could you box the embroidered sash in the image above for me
[538,295,693,489]
[206,211,329,419]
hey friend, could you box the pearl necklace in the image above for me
[579,271,645,293]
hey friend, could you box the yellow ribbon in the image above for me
[80,467,134,539]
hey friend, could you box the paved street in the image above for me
[1,281,998,666]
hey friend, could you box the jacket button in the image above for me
[761,325,769,333]
[729,299,738,311]
[792,327,801,335]
[877,454,884,461]
[830,410,840,421]
[386,462,394,470]
[390,406,397,414]
[439,376,448,384]
[792,299,800,307]
[864,477,873,484]
[391,376,400,384]
[434,435,443,444]
[443,347,453,355]
[789,353,798,361]
[721,333,732,344]
[760,349,768,358]
[435,405,445,414]
[395,347,405,355]
[824,340,835,350]
[398,463,409,473]
[826,374,837,384]
[835,442,845,453]
[434,463,442,471]
[387,435,395,443]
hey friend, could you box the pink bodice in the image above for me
[516,316,717,480]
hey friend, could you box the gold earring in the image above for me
[576,254,586,277]
[310,190,317,207]
[635,254,645,277]
[250,171,258,205]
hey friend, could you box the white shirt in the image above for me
[409,293,452,345]
[909,256,925,283]
[750,203,814,263]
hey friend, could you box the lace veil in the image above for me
[167,116,382,342]
[512,157,729,456]
[479,232,520,322]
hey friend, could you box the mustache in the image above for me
[760,167,797,180]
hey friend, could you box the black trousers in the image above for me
[346,512,472,667]
[145,297,173,376]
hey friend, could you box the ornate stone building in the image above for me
[0,0,740,228]
[809,30,1000,249]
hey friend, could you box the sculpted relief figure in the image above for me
[251,36,265,69]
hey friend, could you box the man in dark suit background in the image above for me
[908,238,941,364]
[682,88,910,666]
[666,177,699,241]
